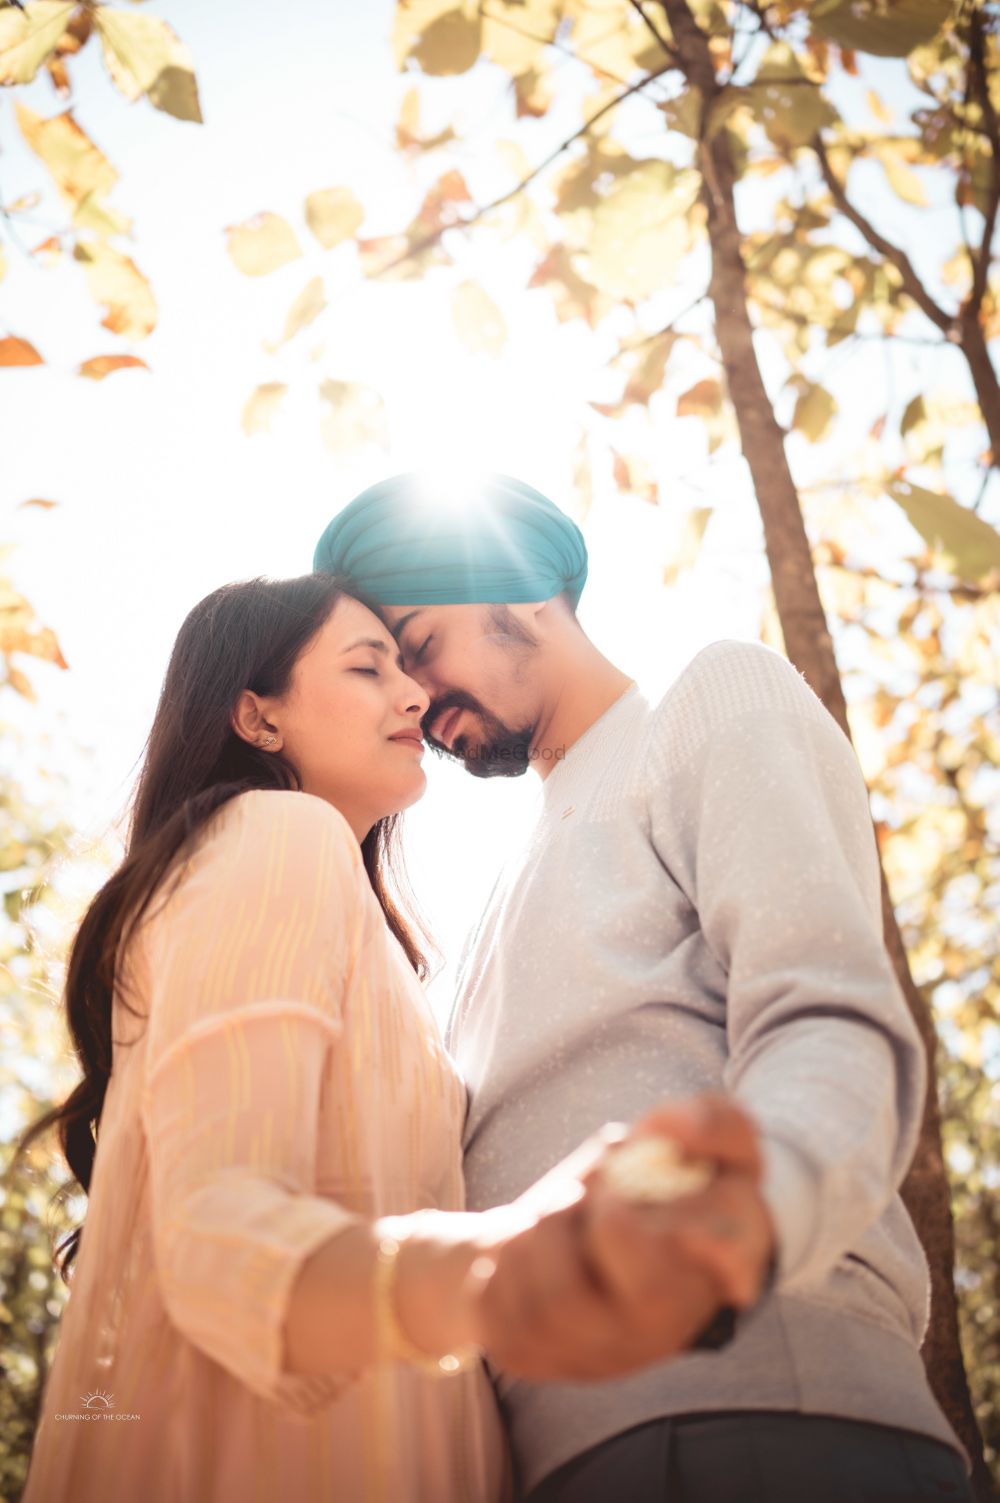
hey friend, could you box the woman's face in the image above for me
[242,596,431,841]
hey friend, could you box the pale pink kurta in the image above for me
[24,789,510,1503]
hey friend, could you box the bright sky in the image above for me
[3,1,993,1018]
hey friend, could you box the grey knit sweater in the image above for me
[447,640,967,1495]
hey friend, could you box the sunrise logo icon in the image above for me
[82,1390,114,1410]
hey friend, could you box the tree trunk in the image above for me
[657,2,995,1495]
[959,307,1000,466]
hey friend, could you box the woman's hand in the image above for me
[463,1093,777,1381]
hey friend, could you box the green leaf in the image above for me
[305,187,364,249]
[584,161,700,299]
[887,480,1000,580]
[94,9,202,122]
[225,213,302,276]
[0,1,75,86]
[409,7,482,76]
[791,381,837,442]
[809,0,950,58]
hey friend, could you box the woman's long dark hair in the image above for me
[11,572,433,1282]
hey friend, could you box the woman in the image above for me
[13,573,725,1503]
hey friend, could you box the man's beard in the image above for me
[423,694,536,779]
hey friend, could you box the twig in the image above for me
[964,8,1000,316]
[812,133,956,336]
[365,60,680,282]
[608,292,708,362]
[627,0,679,63]
[479,3,635,90]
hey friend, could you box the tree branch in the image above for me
[480,3,637,90]
[812,133,955,335]
[608,291,708,362]
[965,8,1000,316]
[627,0,679,63]
[366,60,679,282]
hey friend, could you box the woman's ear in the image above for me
[231,689,275,746]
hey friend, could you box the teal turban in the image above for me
[312,472,588,608]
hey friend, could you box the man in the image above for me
[314,471,973,1502]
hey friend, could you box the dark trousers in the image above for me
[523,1412,975,1502]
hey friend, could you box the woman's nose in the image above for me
[400,673,430,717]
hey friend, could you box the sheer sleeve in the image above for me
[138,789,371,1415]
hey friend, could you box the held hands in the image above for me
[465,1093,778,1381]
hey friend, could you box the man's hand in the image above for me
[585,1093,777,1313]
[467,1093,777,1381]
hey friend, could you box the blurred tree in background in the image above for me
[1,4,200,1498]
[1,0,997,1499]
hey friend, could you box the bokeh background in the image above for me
[1,1,998,1497]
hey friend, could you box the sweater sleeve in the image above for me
[138,789,370,1414]
[647,641,927,1291]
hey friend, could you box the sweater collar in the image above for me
[539,680,643,805]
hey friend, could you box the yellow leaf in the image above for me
[72,191,132,238]
[611,448,658,503]
[452,280,507,356]
[0,1,75,86]
[74,242,157,339]
[318,379,389,453]
[15,105,117,207]
[304,188,364,250]
[876,149,928,207]
[225,213,302,276]
[791,381,837,442]
[408,6,482,75]
[18,497,59,509]
[241,382,288,437]
[6,667,37,703]
[584,161,700,299]
[866,88,893,123]
[482,0,560,71]
[392,0,455,68]
[94,9,202,122]
[663,507,713,586]
[887,480,1000,581]
[677,378,721,418]
[0,336,44,367]
[268,276,326,350]
[78,354,149,380]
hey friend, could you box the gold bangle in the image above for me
[373,1234,479,1377]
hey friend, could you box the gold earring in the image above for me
[260,734,277,748]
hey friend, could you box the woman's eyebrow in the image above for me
[341,636,405,670]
